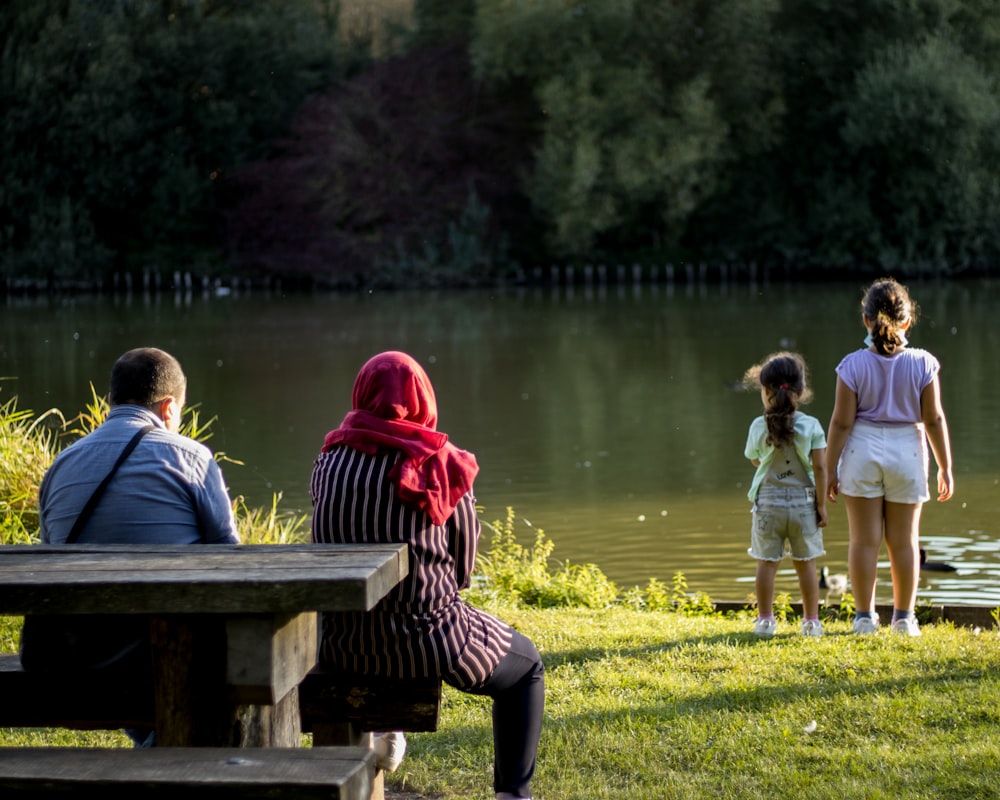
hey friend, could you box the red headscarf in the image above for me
[321,351,479,525]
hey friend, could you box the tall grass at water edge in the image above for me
[0,385,308,547]
[4,390,1000,798]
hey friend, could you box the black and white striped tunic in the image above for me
[310,445,513,689]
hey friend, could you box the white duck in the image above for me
[819,566,849,605]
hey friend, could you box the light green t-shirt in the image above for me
[744,411,826,501]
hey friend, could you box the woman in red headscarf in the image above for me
[311,351,544,800]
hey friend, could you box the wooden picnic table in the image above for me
[0,543,408,748]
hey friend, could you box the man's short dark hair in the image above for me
[109,347,186,407]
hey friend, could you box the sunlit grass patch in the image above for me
[392,610,1000,799]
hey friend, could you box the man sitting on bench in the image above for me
[20,346,240,746]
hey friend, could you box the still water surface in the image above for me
[3,278,998,604]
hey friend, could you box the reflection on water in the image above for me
[2,277,998,605]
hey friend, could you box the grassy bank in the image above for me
[3,606,1000,799]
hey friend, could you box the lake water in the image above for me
[3,276,999,605]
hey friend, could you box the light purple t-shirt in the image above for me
[835,347,940,426]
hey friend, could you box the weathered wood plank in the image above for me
[0,746,375,799]
[0,544,408,615]
[226,612,318,705]
[0,654,442,747]
[0,543,412,752]
[150,615,308,747]
[300,668,441,747]
[0,653,154,729]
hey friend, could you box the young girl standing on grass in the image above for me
[743,352,828,637]
[826,278,953,637]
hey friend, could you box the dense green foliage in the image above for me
[0,398,60,543]
[472,0,1000,273]
[3,1,1000,286]
[744,0,1000,273]
[223,41,537,288]
[472,0,780,262]
[0,0,349,284]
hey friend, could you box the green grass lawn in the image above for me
[381,606,1000,800]
[5,606,999,800]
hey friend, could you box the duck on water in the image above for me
[819,549,957,597]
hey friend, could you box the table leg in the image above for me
[151,615,232,746]
[150,616,305,747]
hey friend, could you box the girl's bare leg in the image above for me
[844,495,885,613]
[883,501,922,611]
[793,558,821,619]
[755,560,779,616]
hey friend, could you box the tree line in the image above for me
[3,0,999,291]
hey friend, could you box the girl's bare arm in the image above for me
[921,375,954,502]
[825,377,857,502]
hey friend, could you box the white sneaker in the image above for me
[372,731,406,772]
[852,614,880,635]
[753,618,777,638]
[891,617,922,637]
[800,620,824,637]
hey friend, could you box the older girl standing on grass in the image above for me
[826,278,954,637]
[743,351,828,638]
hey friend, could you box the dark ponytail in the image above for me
[863,278,918,356]
[743,352,811,448]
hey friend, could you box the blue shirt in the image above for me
[39,405,239,544]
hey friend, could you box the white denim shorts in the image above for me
[837,421,929,504]
[748,485,825,562]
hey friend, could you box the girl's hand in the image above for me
[827,476,840,503]
[937,468,954,502]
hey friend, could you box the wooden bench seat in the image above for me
[0,746,375,799]
[0,653,441,800]
[0,653,442,741]
[298,665,441,746]
[0,652,154,730]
